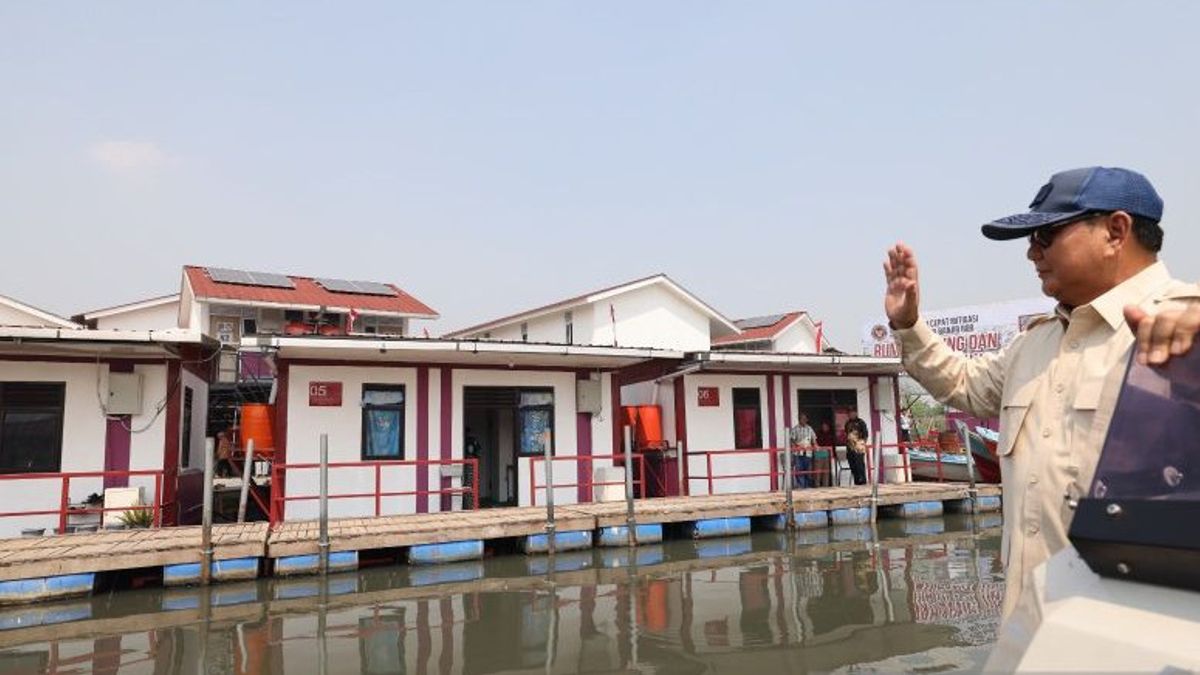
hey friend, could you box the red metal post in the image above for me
[374,464,382,517]
[58,476,70,534]
[472,458,480,509]
[153,473,162,527]
[706,453,714,496]
[269,463,280,526]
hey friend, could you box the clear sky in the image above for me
[3,2,1198,349]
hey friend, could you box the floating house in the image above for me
[0,267,903,532]
[0,294,217,538]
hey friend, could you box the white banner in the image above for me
[862,297,1055,357]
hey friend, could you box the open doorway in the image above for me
[463,387,555,508]
[796,389,859,447]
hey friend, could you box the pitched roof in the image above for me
[443,273,740,338]
[711,311,806,346]
[76,293,179,322]
[0,293,81,329]
[183,266,438,318]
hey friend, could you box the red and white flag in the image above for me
[347,307,361,331]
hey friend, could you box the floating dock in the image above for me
[0,483,1000,606]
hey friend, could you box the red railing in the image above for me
[686,447,787,496]
[528,453,647,506]
[0,469,168,534]
[269,457,478,525]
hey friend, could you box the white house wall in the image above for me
[284,365,420,519]
[681,373,773,496]
[94,302,182,331]
[0,304,69,328]
[773,321,817,353]
[589,285,710,352]
[0,360,169,537]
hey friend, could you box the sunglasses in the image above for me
[1028,211,1110,249]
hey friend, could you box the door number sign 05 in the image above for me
[309,381,343,406]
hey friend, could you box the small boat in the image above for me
[906,422,1001,483]
[907,447,979,482]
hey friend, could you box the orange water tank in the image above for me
[635,405,664,445]
[240,404,275,455]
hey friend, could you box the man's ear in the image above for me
[1106,211,1133,248]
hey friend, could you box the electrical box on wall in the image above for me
[576,379,603,414]
[107,372,144,415]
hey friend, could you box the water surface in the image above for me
[0,514,1004,674]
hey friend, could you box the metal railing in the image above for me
[269,456,479,525]
[528,452,647,507]
[687,447,786,496]
[0,469,169,534]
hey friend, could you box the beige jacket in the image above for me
[893,262,1200,631]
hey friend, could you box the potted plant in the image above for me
[118,508,155,528]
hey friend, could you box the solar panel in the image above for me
[247,271,295,288]
[736,314,788,330]
[207,267,253,284]
[205,267,295,289]
[315,278,397,297]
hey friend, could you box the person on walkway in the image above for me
[788,412,817,488]
[843,409,869,485]
[882,166,1200,666]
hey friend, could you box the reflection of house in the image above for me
[0,293,217,537]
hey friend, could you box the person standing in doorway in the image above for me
[788,413,817,489]
[843,408,869,485]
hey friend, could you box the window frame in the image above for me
[0,382,66,474]
[360,384,406,461]
[731,386,763,450]
[516,387,556,458]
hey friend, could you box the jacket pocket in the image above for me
[998,380,1038,456]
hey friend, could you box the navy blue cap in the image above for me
[981,167,1164,240]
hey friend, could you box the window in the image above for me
[241,318,258,336]
[361,386,405,460]
[520,322,529,342]
[517,390,554,456]
[0,383,66,473]
[564,311,573,345]
[732,387,762,449]
[182,387,194,468]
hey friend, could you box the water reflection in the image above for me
[0,515,1003,674]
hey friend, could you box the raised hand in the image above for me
[883,243,920,330]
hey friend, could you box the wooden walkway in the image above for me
[0,523,268,582]
[0,483,1000,582]
[265,482,999,558]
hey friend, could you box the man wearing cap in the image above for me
[881,167,1200,656]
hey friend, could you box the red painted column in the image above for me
[868,375,883,481]
[782,375,793,429]
[416,367,429,513]
[104,361,135,489]
[766,375,777,449]
[576,371,593,503]
[160,360,181,525]
[439,367,453,511]
[674,376,688,496]
[273,361,289,521]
